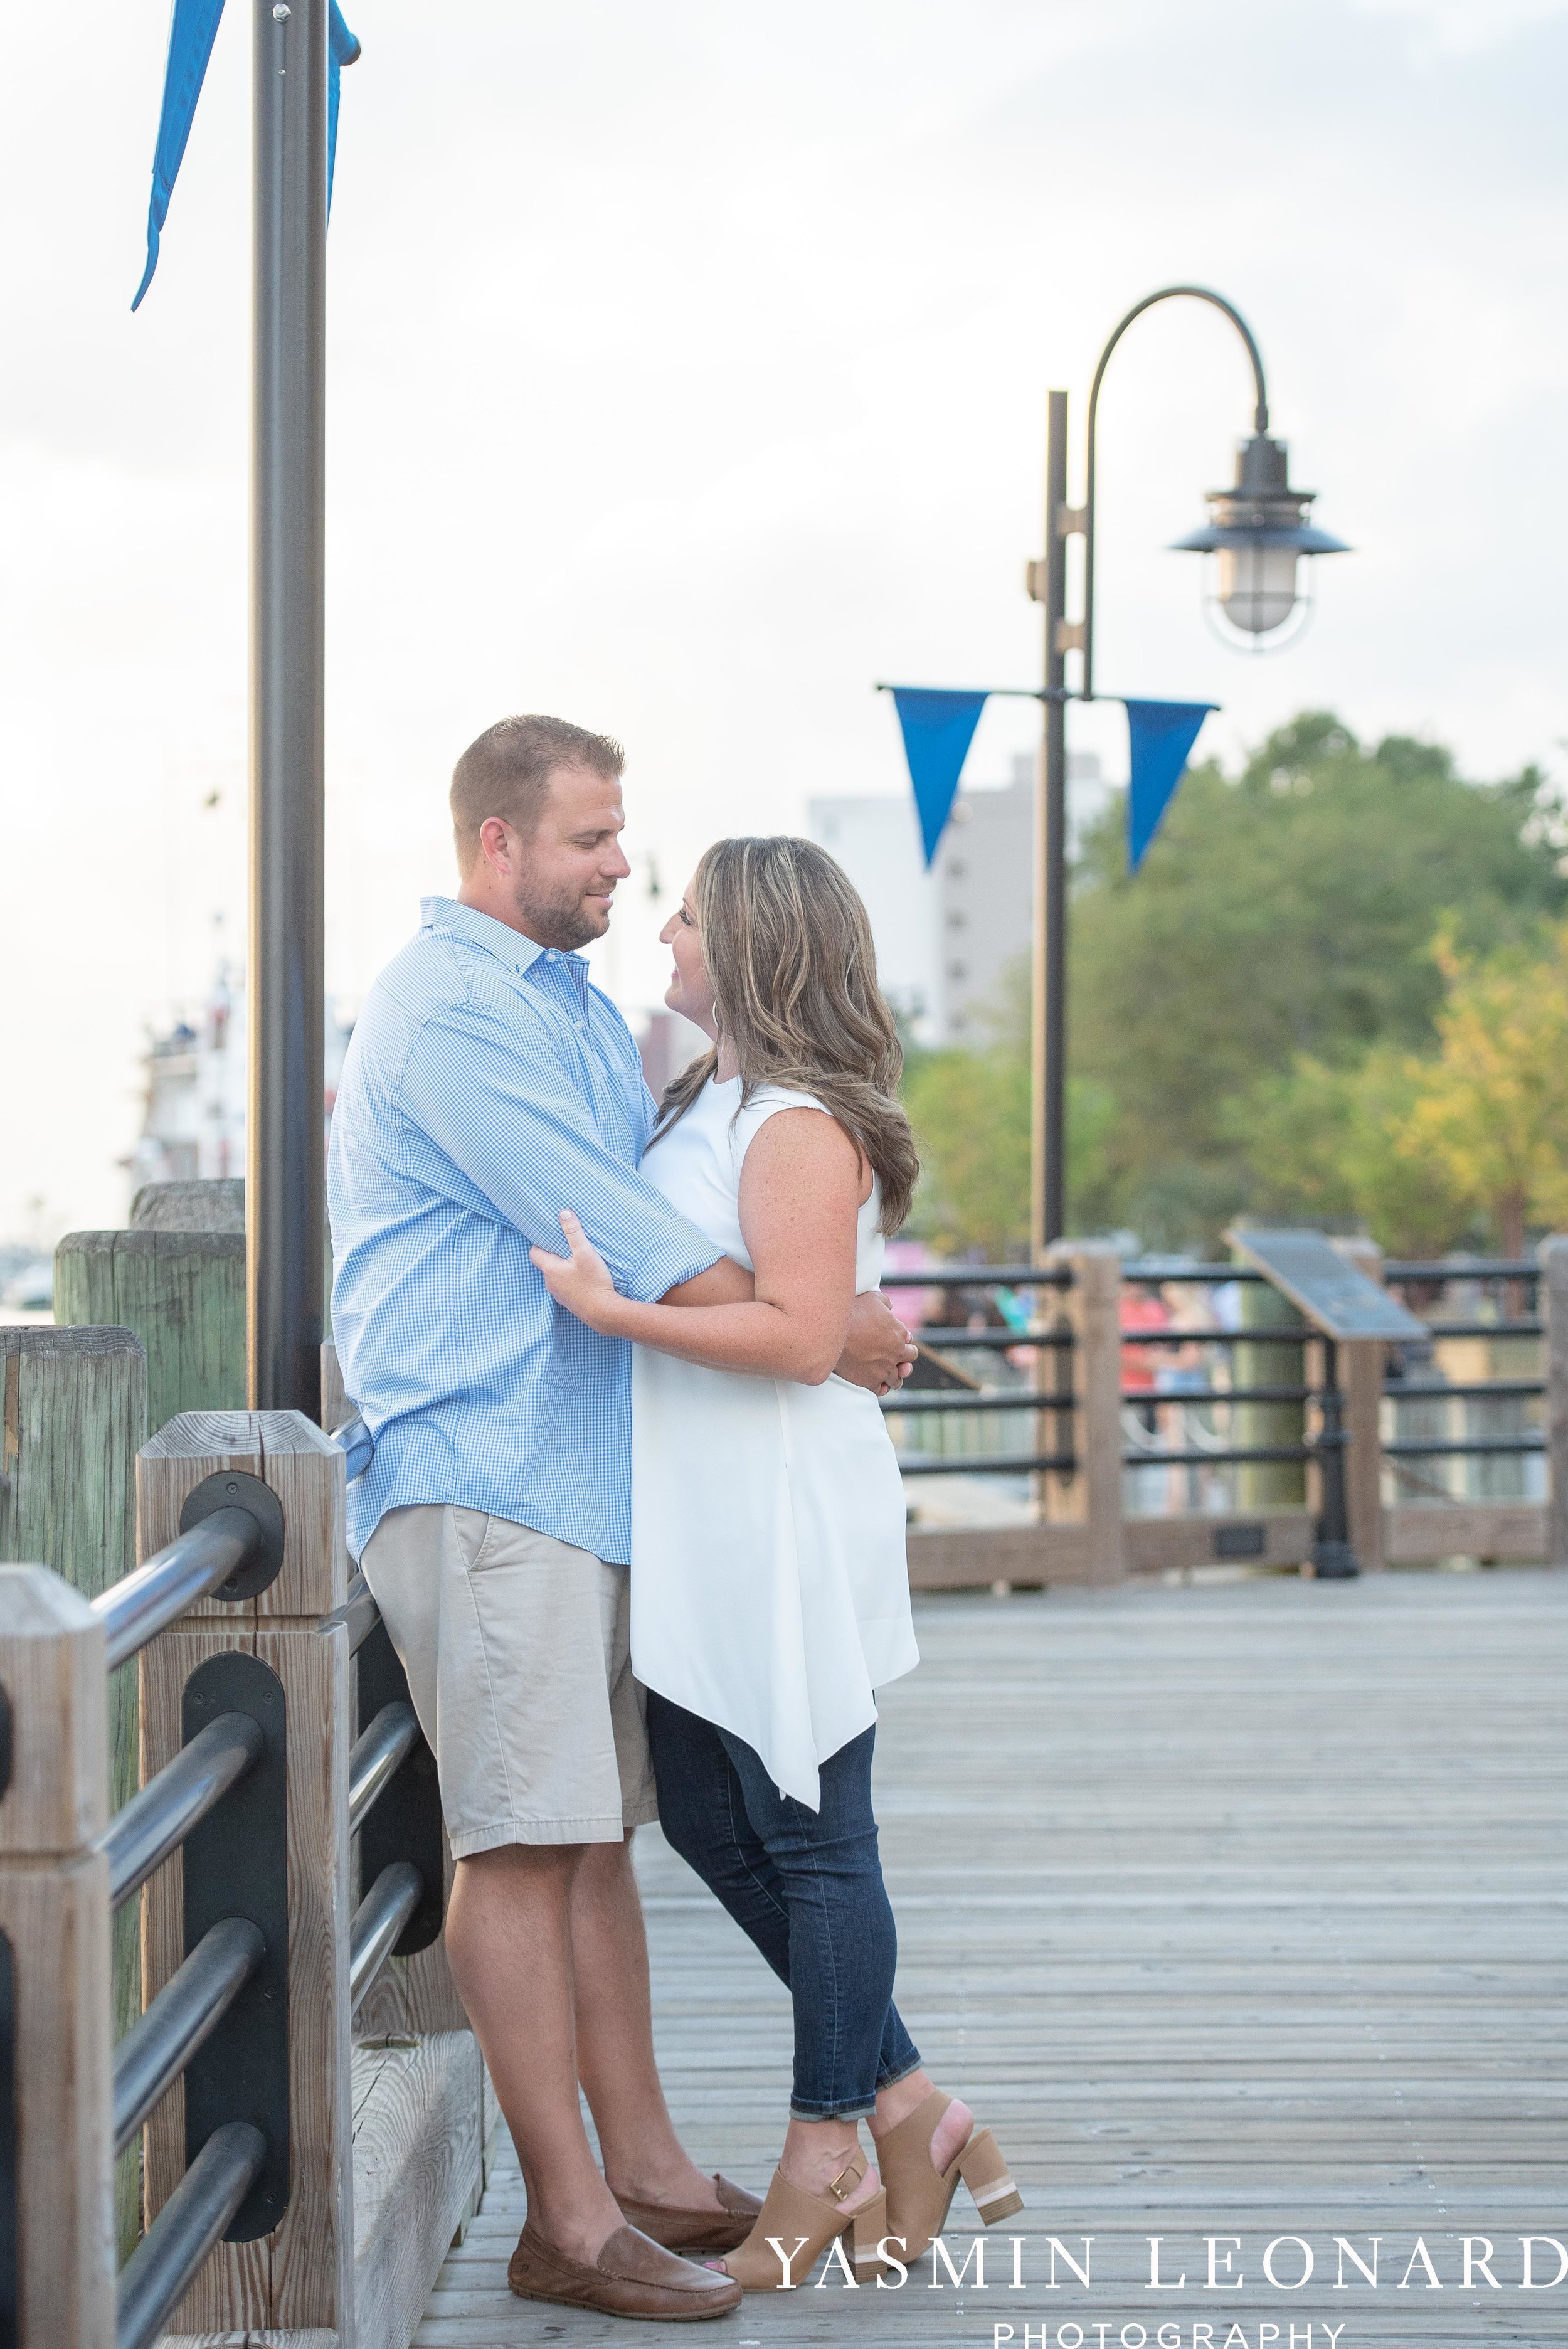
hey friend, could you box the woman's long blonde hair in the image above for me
[652,835,918,1234]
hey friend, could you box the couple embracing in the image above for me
[329,713,1021,2321]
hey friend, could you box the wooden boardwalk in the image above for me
[416,1569,1567,2348]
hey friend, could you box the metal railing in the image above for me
[0,1409,438,2349]
[884,1249,1560,1564]
[879,1266,1078,1485]
[1380,1260,1546,1501]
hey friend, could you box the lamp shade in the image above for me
[1215,542,1301,635]
[1170,432,1348,636]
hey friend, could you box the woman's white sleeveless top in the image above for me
[631,1074,918,1808]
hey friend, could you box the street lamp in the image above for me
[1027,285,1348,1257]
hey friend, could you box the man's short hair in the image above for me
[450,714,625,870]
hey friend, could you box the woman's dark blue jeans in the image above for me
[646,1690,922,2121]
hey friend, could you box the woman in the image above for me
[531,835,1021,2289]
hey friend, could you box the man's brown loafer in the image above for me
[507,2218,744,2320]
[616,2174,763,2254]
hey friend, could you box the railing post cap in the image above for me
[0,1564,109,1852]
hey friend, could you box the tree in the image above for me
[1396,924,1568,1254]
[1236,1044,1480,1260]
[902,961,1113,1259]
[1067,713,1564,1248]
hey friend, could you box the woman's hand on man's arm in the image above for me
[835,1291,917,1396]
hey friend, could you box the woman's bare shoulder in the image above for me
[738,1102,869,1203]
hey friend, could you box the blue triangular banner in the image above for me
[133,0,359,312]
[328,3,362,209]
[1125,699,1217,871]
[131,0,226,311]
[889,688,990,866]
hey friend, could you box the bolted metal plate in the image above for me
[179,1471,286,1601]
[357,1618,444,1955]
[182,1652,289,2239]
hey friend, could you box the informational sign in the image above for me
[1225,1228,1428,1344]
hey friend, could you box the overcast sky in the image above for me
[3,0,1566,1238]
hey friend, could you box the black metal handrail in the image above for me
[1385,1435,1544,1459]
[1116,1327,1310,1349]
[113,1920,265,2158]
[1387,1377,1543,1400]
[1121,1382,1313,1406]
[117,2123,267,2349]
[1121,1261,1265,1283]
[1420,1318,1542,1340]
[1385,1258,1540,1282]
[1123,1442,1315,1468]
[882,1390,1073,1415]
[914,1326,1074,1351]
[93,1511,263,1673]
[882,1264,1075,1289]
[100,1713,263,1911]
[899,1451,1080,1478]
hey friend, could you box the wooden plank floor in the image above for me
[417,1568,1567,2347]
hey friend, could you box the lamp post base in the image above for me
[1308,1538,1360,1581]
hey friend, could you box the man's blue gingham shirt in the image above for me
[327,896,721,1564]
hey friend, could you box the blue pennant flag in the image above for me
[1125,699,1217,871]
[131,0,226,311]
[133,0,359,312]
[328,3,361,208]
[888,688,990,866]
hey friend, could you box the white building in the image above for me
[129,967,355,1197]
[809,750,1105,1046]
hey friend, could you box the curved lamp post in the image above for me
[1027,285,1348,1253]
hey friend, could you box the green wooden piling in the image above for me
[54,1228,246,1429]
[0,1325,147,2256]
[1235,1255,1309,1509]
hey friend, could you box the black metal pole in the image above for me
[1311,1337,1361,1578]
[1032,390,1070,1256]
[249,0,327,1416]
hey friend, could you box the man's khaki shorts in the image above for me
[359,1505,657,1857]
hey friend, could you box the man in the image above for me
[329,714,913,2321]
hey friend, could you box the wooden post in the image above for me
[321,1338,348,1434]
[1541,1235,1568,1569]
[128,1180,246,1235]
[1,1326,147,2256]
[137,1410,351,2336]
[55,1231,246,1434]
[1333,1238,1387,1573]
[1045,1242,1125,1583]
[1235,1259,1308,1509]
[0,1565,116,2348]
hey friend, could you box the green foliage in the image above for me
[1067,712,1565,1249]
[902,960,1113,1259]
[1234,1044,1482,1260]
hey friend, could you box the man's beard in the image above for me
[511,872,611,953]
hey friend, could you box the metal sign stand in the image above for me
[1227,1231,1428,1580]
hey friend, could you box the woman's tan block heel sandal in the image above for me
[877,2089,1024,2262]
[724,2145,889,2290]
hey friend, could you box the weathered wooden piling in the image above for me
[0,1325,147,2254]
